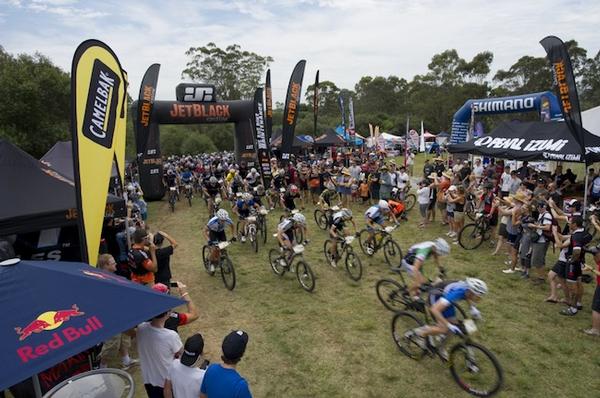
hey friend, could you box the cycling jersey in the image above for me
[430,281,469,319]
[404,241,435,265]
[181,171,193,183]
[206,216,233,232]
[331,212,346,232]
[365,205,385,225]
[205,182,221,196]
[165,174,177,187]
[277,218,295,241]
[236,199,255,217]
[320,189,338,206]
[283,192,300,210]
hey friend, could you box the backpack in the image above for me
[541,212,557,243]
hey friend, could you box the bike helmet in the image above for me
[466,277,488,296]
[216,209,229,221]
[378,200,390,210]
[292,212,306,225]
[434,238,450,256]
[251,168,257,174]
[341,208,353,220]
[255,185,265,195]
[209,176,218,184]
[243,192,253,201]
[214,196,222,205]
[289,184,299,194]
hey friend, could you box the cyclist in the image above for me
[388,199,408,221]
[181,168,194,198]
[409,278,488,350]
[397,238,450,299]
[252,184,269,208]
[204,209,235,272]
[318,182,341,210]
[203,176,224,214]
[245,167,261,190]
[327,208,358,267]
[364,199,398,254]
[233,192,260,242]
[281,184,304,213]
[276,212,309,257]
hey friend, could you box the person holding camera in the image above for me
[153,231,178,286]
[152,282,200,332]
[128,229,158,285]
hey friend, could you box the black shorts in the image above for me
[488,213,498,226]
[592,286,600,312]
[498,224,508,239]
[428,200,436,210]
[566,262,582,282]
[552,261,568,279]
[507,233,518,245]
[209,230,226,243]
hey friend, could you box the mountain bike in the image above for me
[314,205,340,230]
[391,186,416,211]
[256,208,269,244]
[201,240,236,291]
[237,215,259,253]
[168,187,177,213]
[323,235,363,281]
[391,310,503,397]
[184,183,193,207]
[458,213,493,250]
[268,243,316,292]
[278,210,304,244]
[465,193,478,221]
[358,225,403,267]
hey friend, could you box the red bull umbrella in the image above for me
[0,259,185,392]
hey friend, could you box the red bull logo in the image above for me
[15,305,104,363]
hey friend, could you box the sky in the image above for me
[1,0,600,105]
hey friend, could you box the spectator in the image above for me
[500,166,512,198]
[517,160,533,181]
[433,157,445,176]
[152,282,200,332]
[379,165,394,200]
[153,231,178,286]
[526,200,553,282]
[164,333,207,398]
[423,159,434,179]
[590,170,600,204]
[407,150,415,176]
[128,229,158,285]
[582,247,600,336]
[201,330,252,398]
[137,310,183,398]
[472,158,484,181]
[509,170,521,195]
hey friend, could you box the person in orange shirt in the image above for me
[387,199,407,221]
[128,229,158,285]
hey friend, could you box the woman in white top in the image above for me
[417,179,431,228]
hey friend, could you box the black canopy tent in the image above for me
[0,140,126,236]
[41,141,119,182]
[314,128,346,146]
[448,121,600,163]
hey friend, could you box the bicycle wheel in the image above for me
[220,256,236,291]
[169,197,175,213]
[344,251,363,281]
[404,194,416,211]
[449,342,504,397]
[295,260,316,292]
[294,228,304,244]
[260,219,267,244]
[249,229,258,253]
[459,223,484,250]
[323,240,336,267]
[269,249,286,276]
[391,312,427,360]
[236,221,244,242]
[358,229,375,257]
[201,246,215,276]
[383,239,403,268]
[376,279,409,312]
[465,201,476,221]
[187,192,192,207]
[314,209,328,230]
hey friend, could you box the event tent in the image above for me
[447,121,600,163]
[0,140,125,235]
[41,141,118,181]
[582,105,600,136]
[270,134,314,148]
[314,128,346,146]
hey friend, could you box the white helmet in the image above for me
[209,176,218,184]
[434,238,450,256]
[216,209,229,221]
[378,200,390,210]
[251,168,257,174]
[466,278,488,296]
[341,208,353,220]
[243,192,253,201]
[292,212,306,225]
[214,197,222,205]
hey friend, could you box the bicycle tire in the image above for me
[465,201,476,221]
[344,251,363,281]
[459,223,484,250]
[260,220,267,244]
[449,341,504,397]
[269,249,286,276]
[295,260,316,292]
[323,240,336,267]
[383,239,403,268]
[220,256,236,291]
[376,278,409,312]
[314,209,328,230]
[404,194,416,211]
[236,221,244,242]
[358,229,375,256]
[391,311,427,360]
[250,230,258,253]
[294,228,304,244]
[202,245,215,276]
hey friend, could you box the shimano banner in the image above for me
[281,60,306,162]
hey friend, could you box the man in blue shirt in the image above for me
[201,330,252,398]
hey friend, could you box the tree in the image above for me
[0,47,70,157]
[354,76,408,115]
[493,56,552,95]
[305,80,341,117]
[181,134,217,154]
[182,43,273,100]
[581,50,600,109]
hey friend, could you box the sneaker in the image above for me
[514,266,523,272]
[582,328,600,336]
[502,268,515,274]
[241,236,246,243]
[452,241,459,245]
[560,307,578,316]
[449,232,456,238]
[577,304,583,311]
[329,258,337,268]
[366,247,374,255]
[209,264,215,273]
[504,260,512,266]
[121,358,139,370]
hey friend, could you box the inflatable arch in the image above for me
[450,91,563,144]
[133,64,257,201]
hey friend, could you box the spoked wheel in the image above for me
[459,223,484,250]
[404,194,416,211]
[449,342,504,397]
[269,249,286,276]
[260,220,267,244]
[294,228,304,244]
[169,197,175,213]
[249,229,258,253]
[358,229,375,257]
[465,201,476,221]
[202,246,215,276]
[383,239,403,268]
[295,260,316,292]
[187,193,192,207]
[220,256,236,291]
[314,209,328,230]
[323,240,337,267]
[344,251,363,281]
[236,221,244,243]
[376,279,409,312]
[391,311,427,360]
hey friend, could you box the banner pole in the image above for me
[583,167,590,219]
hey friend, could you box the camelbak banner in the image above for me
[313,70,319,136]
[541,35,586,160]
[71,39,128,265]
[135,64,159,157]
[265,69,273,144]
[253,88,272,186]
[281,60,306,162]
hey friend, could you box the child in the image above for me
[359,179,370,204]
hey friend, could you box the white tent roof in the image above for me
[379,132,403,142]
[582,105,600,136]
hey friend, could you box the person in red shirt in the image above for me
[128,229,158,285]
[387,199,406,221]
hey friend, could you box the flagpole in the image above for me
[583,167,590,219]
[405,116,409,167]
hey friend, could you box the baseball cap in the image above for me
[180,333,204,367]
[222,330,249,361]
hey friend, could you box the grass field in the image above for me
[123,170,599,397]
